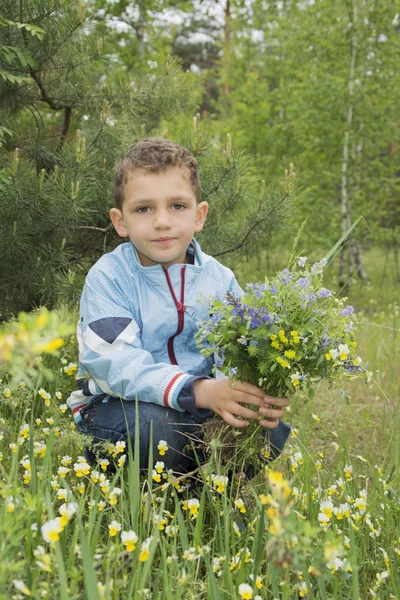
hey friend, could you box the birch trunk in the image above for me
[339,0,357,291]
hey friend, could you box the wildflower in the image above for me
[58,466,70,478]
[59,404,68,413]
[74,462,90,477]
[19,424,30,439]
[354,497,366,513]
[332,442,340,451]
[57,488,70,501]
[338,344,349,360]
[41,518,63,543]
[157,440,168,456]
[334,504,350,520]
[63,362,78,376]
[341,305,354,317]
[325,348,339,360]
[117,454,126,467]
[298,256,307,267]
[154,461,164,474]
[3,388,11,398]
[238,583,253,599]
[59,502,78,527]
[211,474,228,493]
[284,349,296,359]
[276,356,289,368]
[234,498,246,513]
[13,580,31,596]
[290,371,301,386]
[108,487,122,506]
[60,455,72,466]
[344,464,353,480]
[139,537,153,562]
[121,530,138,552]
[320,501,334,519]
[34,545,52,572]
[108,520,121,537]
[99,458,109,471]
[55,391,63,399]
[312,413,320,422]
[317,287,332,297]
[187,498,200,519]
[9,442,17,452]
[97,501,106,511]
[318,513,330,528]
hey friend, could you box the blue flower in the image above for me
[308,294,317,302]
[341,305,354,317]
[270,285,277,295]
[249,340,258,346]
[212,312,223,326]
[297,277,310,289]
[228,366,237,377]
[278,269,292,286]
[317,288,332,297]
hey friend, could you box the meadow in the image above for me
[0,248,398,600]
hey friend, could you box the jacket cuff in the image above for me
[177,375,214,419]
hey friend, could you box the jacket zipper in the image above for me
[163,265,186,365]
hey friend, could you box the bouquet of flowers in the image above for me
[196,255,370,469]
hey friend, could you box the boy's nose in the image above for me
[153,210,172,229]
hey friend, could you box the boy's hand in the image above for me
[193,378,289,429]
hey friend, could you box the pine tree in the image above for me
[0,0,294,317]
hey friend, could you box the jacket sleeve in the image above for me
[79,266,193,412]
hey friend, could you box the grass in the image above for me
[0,248,398,599]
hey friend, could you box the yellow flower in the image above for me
[108,520,121,537]
[325,353,332,360]
[121,530,138,552]
[157,440,168,456]
[187,498,200,519]
[152,470,161,483]
[284,350,296,359]
[39,338,64,353]
[139,537,153,562]
[267,471,291,499]
[234,498,246,513]
[41,518,64,543]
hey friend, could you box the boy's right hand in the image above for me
[193,378,289,429]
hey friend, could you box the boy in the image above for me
[67,138,290,474]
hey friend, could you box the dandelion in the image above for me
[41,518,63,543]
[121,530,138,552]
[238,583,253,599]
[157,440,168,456]
[108,520,121,537]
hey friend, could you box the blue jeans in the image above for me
[77,395,291,475]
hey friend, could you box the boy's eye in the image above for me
[136,206,150,213]
[172,204,185,210]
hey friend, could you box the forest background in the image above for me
[1,0,399,317]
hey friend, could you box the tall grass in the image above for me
[0,250,398,599]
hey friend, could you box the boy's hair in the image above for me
[114,137,200,210]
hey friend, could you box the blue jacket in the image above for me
[67,238,243,422]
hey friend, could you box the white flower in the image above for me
[238,583,253,599]
[41,518,63,543]
[298,256,307,267]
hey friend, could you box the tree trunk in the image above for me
[222,0,231,96]
[339,0,357,291]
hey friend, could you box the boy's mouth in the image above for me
[153,237,175,244]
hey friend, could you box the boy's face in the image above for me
[110,166,208,268]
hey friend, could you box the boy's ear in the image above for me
[110,208,128,238]
[194,201,209,233]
